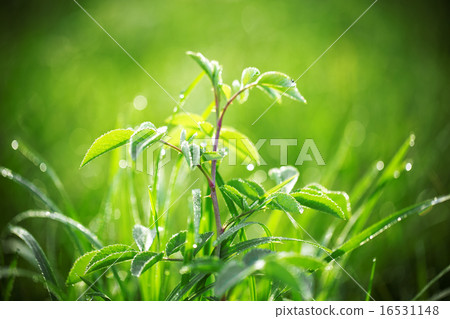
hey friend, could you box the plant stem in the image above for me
[210,87,223,236]
[210,84,257,236]
[160,140,213,185]
[162,84,255,238]
[160,140,182,153]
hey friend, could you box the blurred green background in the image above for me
[1,0,449,300]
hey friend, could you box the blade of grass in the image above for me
[413,263,450,301]
[8,225,62,300]
[10,210,102,249]
[326,195,450,262]
[365,258,376,301]
[12,139,78,218]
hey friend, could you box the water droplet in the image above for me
[161,149,166,156]
[119,160,128,169]
[1,168,13,179]
[173,106,178,112]
[133,95,147,111]
[409,133,416,147]
[39,163,47,172]
[254,260,265,270]
[405,162,412,171]
[251,170,267,184]
[192,244,197,249]
[179,94,185,100]
[247,163,255,171]
[11,140,19,150]
[369,235,374,240]
[158,226,164,232]
[393,170,400,179]
[397,217,402,222]
[376,161,384,171]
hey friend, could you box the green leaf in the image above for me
[1,167,60,212]
[180,129,187,143]
[132,224,156,251]
[222,236,331,259]
[166,112,214,136]
[215,260,257,297]
[180,256,224,274]
[181,140,201,170]
[80,129,134,167]
[201,151,224,162]
[221,83,232,100]
[66,251,98,285]
[79,276,112,301]
[186,51,222,89]
[179,71,205,106]
[268,166,299,194]
[8,225,61,299]
[268,193,303,214]
[215,249,323,297]
[366,258,377,301]
[261,261,302,295]
[216,171,238,217]
[86,245,137,274]
[194,232,214,256]
[242,249,273,266]
[220,185,246,210]
[227,179,264,201]
[265,252,326,271]
[221,237,282,259]
[166,273,206,301]
[291,188,347,220]
[221,127,261,165]
[256,71,306,103]
[237,67,260,103]
[211,60,223,89]
[232,79,241,93]
[12,210,102,249]
[303,184,351,219]
[130,123,166,161]
[257,85,282,103]
[413,263,450,301]
[241,67,260,87]
[192,189,202,243]
[165,231,187,256]
[181,141,192,168]
[11,139,76,217]
[130,252,164,277]
[190,143,200,167]
[186,51,213,79]
[214,222,271,247]
[326,195,450,262]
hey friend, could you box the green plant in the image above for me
[1,52,449,301]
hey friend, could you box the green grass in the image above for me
[1,52,449,301]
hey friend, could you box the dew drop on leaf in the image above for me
[376,161,384,171]
[119,160,128,169]
[39,163,47,172]
[405,162,412,171]
[133,95,147,111]
[11,140,19,150]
